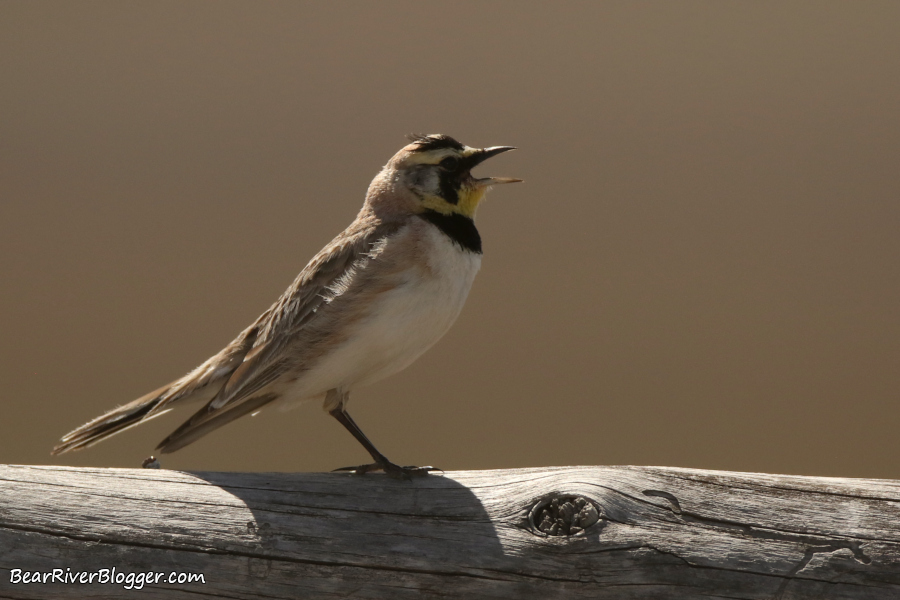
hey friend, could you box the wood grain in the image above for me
[1,465,898,598]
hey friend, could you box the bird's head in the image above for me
[369,134,520,219]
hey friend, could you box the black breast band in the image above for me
[418,210,482,254]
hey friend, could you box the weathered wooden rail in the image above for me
[1,464,899,598]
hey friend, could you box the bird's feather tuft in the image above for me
[406,133,465,152]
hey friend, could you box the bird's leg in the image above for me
[329,406,439,479]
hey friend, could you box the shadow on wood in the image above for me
[1,465,899,598]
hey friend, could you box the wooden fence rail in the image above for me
[1,464,899,598]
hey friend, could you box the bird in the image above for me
[52,134,521,478]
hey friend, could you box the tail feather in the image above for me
[51,385,170,455]
[156,392,279,454]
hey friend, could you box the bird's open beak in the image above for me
[470,146,522,188]
[474,176,524,187]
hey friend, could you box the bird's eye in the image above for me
[439,156,459,170]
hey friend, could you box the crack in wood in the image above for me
[643,489,682,514]
[641,488,873,566]
[0,522,585,585]
[772,545,844,600]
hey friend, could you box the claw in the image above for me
[332,461,442,479]
[331,463,381,476]
[403,465,444,475]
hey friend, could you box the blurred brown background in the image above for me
[1,1,898,478]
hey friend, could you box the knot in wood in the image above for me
[530,494,600,536]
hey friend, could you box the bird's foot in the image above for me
[142,456,161,469]
[332,461,442,480]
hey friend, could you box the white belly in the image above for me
[285,224,481,405]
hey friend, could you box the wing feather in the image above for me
[155,215,404,452]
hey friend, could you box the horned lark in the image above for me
[52,134,520,478]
